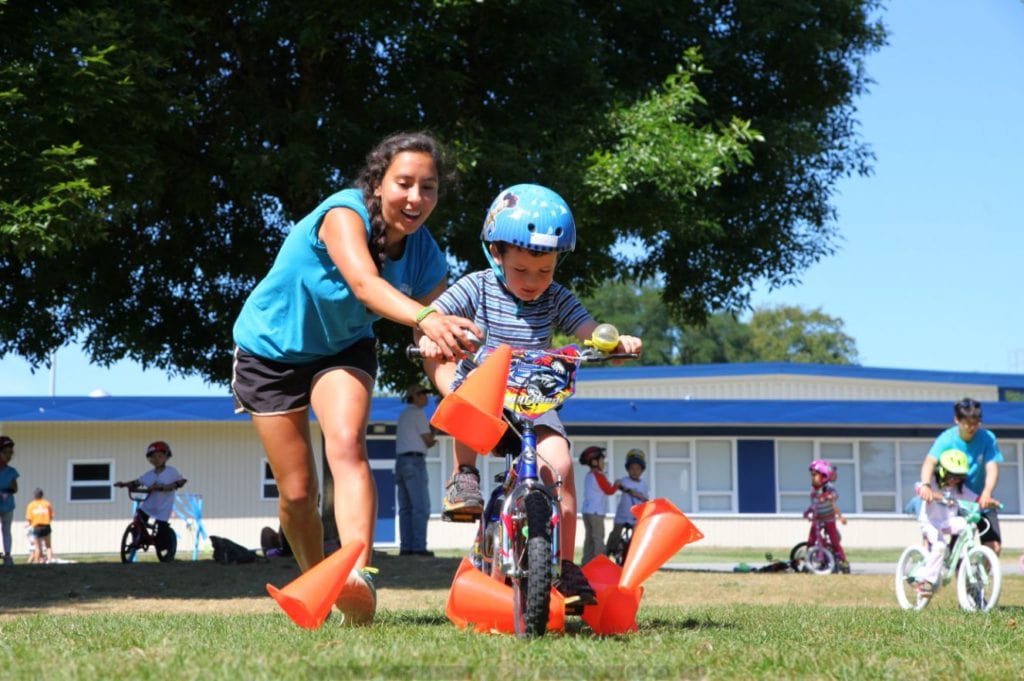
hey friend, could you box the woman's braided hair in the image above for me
[354,131,449,273]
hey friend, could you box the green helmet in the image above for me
[937,448,969,485]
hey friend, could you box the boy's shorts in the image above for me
[31,524,51,538]
[232,339,378,416]
[492,410,569,456]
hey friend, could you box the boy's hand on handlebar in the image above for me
[611,335,642,365]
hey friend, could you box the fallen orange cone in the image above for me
[581,556,643,635]
[620,498,704,591]
[266,540,364,629]
[430,345,512,454]
[445,557,566,634]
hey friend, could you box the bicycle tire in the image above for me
[789,542,809,573]
[518,490,552,637]
[120,524,141,564]
[956,545,1001,612]
[805,545,835,575]
[155,525,177,562]
[894,545,930,610]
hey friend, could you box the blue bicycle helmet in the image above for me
[480,184,576,253]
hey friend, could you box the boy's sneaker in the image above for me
[335,567,378,627]
[442,465,483,522]
[556,559,598,606]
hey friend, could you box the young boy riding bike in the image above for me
[421,184,642,603]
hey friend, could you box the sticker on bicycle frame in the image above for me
[502,345,580,418]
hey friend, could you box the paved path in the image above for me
[664,562,895,575]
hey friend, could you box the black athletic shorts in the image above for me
[232,339,378,416]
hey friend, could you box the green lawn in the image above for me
[2,552,1022,680]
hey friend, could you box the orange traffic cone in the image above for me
[582,584,643,636]
[620,499,703,590]
[266,540,364,629]
[430,344,512,454]
[445,557,566,634]
[581,555,643,636]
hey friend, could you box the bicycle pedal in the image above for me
[442,509,482,523]
[563,596,585,616]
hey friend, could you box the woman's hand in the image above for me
[417,312,482,360]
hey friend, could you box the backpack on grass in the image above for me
[210,535,264,564]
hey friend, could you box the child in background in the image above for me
[578,446,618,565]
[114,441,187,547]
[0,436,19,566]
[805,459,849,573]
[25,488,54,564]
[605,449,650,559]
[424,184,643,604]
[915,449,990,599]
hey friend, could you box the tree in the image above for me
[748,305,859,364]
[0,1,885,389]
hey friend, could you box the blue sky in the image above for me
[3,1,1023,397]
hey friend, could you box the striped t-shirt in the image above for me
[432,269,592,380]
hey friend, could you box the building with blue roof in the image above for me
[1,362,1022,556]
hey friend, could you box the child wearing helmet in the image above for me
[805,459,849,573]
[605,449,650,560]
[578,446,618,565]
[914,448,987,598]
[114,441,187,547]
[422,184,643,603]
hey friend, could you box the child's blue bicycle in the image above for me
[411,326,636,637]
[895,496,1002,611]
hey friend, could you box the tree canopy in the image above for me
[0,1,885,389]
[573,280,859,365]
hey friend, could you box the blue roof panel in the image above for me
[5,396,1024,427]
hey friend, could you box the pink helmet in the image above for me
[809,459,835,481]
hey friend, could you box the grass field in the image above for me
[2,548,1022,680]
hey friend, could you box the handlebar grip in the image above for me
[406,345,422,360]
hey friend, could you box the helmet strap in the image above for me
[482,241,526,314]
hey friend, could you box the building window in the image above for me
[777,441,814,512]
[654,441,691,514]
[898,441,930,513]
[69,460,113,502]
[695,440,734,512]
[999,442,1020,515]
[261,459,279,500]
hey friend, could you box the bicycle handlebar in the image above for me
[405,344,638,365]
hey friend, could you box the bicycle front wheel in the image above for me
[894,545,929,610]
[515,490,552,637]
[120,524,140,564]
[956,545,1001,612]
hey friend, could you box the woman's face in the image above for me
[375,151,439,244]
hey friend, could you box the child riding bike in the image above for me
[914,448,998,600]
[805,458,849,573]
[606,449,650,564]
[420,183,642,604]
[114,441,187,544]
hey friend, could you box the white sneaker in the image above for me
[335,567,377,626]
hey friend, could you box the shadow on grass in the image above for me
[0,553,467,611]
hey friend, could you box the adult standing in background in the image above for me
[0,436,19,566]
[395,383,436,557]
[231,131,480,625]
[917,398,1003,555]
